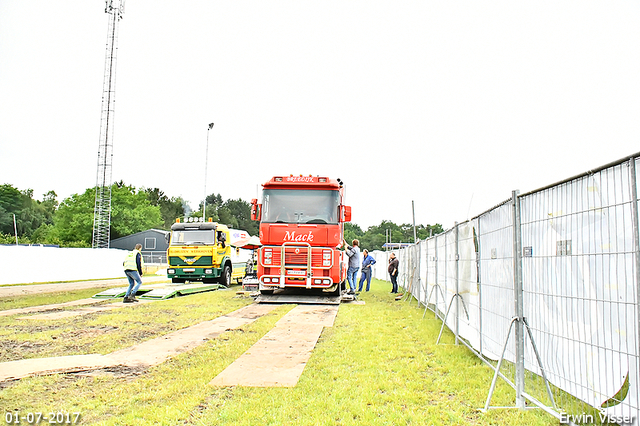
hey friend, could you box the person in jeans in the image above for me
[343,239,361,294]
[358,249,377,292]
[388,252,399,293]
[123,243,143,303]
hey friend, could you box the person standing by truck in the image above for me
[123,243,143,303]
[358,249,377,292]
[343,239,361,294]
[388,252,399,294]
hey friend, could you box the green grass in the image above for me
[0,280,559,425]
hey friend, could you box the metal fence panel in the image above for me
[394,154,640,420]
[456,220,481,352]
[477,202,515,362]
[520,160,639,419]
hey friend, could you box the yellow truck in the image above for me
[166,219,250,286]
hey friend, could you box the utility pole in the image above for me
[202,123,214,220]
[92,0,125,248]
[412,200,417,243]
[13,214,18,245]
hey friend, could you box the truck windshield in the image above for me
[170,230,215,245]
[262,189,340,224]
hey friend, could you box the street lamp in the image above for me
[203,122,214,220]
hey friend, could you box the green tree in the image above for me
[111,183,163,239]
[346,220,444,252]
[0,184,57,240]
[144,187,185,229]
[343,223,364,246]
[221,198,258,236]
[194,194,258,236]
[50,183,163,246]
[0,184,21,236]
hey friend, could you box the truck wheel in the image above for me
[218,264,231,287]
[172,278,185,284]
[260,289,274,295]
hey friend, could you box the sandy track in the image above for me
[0,276,168,298]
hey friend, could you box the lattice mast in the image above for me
[92,0,125,248]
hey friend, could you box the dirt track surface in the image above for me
[0,276,167,298]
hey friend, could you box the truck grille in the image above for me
[262,247,330,268]
[169,256,213,266]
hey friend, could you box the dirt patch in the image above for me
[71,364,148,380]
[2,323,61,333]
[59,325,119,339]
[0,303,278,383]
[0,340,53,362]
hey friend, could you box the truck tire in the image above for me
[218,264,231,287]
[172,278,185,284]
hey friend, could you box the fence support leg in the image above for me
[484,317,517,411]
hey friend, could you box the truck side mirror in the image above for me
[342,206,352,222]
[251,198,262,221]
[165,233,170,244]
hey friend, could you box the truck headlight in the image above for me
[167,269,175,274]
[205,269,213,274]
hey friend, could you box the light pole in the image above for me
[202,122,214,220]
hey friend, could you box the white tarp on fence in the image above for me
[0,245,127,285]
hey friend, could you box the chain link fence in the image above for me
[383,153,640,424]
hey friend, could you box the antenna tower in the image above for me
[92,0,125,248]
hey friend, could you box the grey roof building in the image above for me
[110,229,169,264]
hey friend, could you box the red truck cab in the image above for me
[251,175,351,295]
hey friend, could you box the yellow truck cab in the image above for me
[166,220,249,286]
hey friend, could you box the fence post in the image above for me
[476,219,483,357]
[417,241,422,307]
[434,235,439,319]
[629,157,640,409]
[512,190,525,409]
[455,221,460,345]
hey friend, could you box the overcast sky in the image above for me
[1,1,638,233]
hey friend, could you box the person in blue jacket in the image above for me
[358,249,377,292]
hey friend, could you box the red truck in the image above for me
[251,175,352,297]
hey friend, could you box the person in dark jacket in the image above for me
[388,252,399,293]
[123,243,143,303]
[358,249,377,292]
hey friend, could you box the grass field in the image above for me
[0,279,559,425]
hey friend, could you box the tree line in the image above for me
[0,183,442,251]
